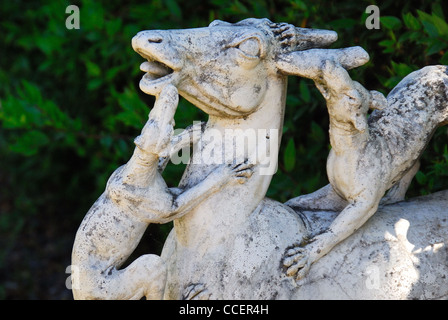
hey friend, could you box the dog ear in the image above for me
[353,115,368,133]
[275,47,369,81]
[369,90,388,110]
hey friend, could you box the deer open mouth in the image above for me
[136,51,178,95]
[140,59,174,81]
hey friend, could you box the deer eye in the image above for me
[237,38,260,58]
[228,35,264,60]
[227,35,264,69]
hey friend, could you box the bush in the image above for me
[0,0,447,299]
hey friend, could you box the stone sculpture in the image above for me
[72,18,448,300]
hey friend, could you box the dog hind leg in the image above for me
[380,160,420,205]
[285,184,348,212]
[73,254,166,300]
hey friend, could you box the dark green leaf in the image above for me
[426,41,447,56]
[441,51,448,64]
[402,12,421,30]
[84,60,101,77]
[415,171,427,185]
[432,14,448,36]
[417,10,440,38]
[310,121,325,143]
[284,138,296,172]
[329,18,357,29]
[299,80,311,103]
[381,16,402,30]
[165,0,182,19]
[9,130,50,156]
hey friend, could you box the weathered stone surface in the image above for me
[293,190,448,299]
[71,18,448,300]
[160,191,448,299]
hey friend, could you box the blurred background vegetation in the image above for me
[0,0,447,299]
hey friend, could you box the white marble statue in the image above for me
[72,18,448,300]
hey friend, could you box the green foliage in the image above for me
[1,0,447,298]
[283,138,296,172]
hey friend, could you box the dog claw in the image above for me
[283,246,311,279]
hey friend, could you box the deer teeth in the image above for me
[140,61,151,72]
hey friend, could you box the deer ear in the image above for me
[209,20,232,27]
[275,47,369,80]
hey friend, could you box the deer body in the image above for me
[161,76,299,299]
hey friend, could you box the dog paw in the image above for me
[282,245,312,280]
[182,283,211,300]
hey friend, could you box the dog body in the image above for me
[72,86,254,299]
[284,62,448,279]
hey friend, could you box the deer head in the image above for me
[132,18,369,119]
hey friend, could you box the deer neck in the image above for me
[206,75,286,165]
[207,76,287,134]
[174,76,287,245]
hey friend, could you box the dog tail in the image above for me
[440,65,448,126]
[386,65,448,126]
[425,65,448,126]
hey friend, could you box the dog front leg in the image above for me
[283,198,379,280]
